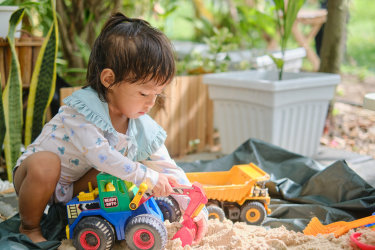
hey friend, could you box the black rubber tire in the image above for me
[207,205,226,222]
[73,216,115,250]
[154,195,181,222]
[240,201,267,225]
[125,214,167,250]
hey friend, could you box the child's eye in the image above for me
[140,92,148,97]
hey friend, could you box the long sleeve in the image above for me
[141,145,208,221]
[61,106,159,189]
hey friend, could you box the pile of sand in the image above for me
[358,229,375,245]
[59,219,375,249]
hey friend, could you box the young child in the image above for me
[13,12,208,245]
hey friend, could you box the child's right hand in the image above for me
[153,173,177,197]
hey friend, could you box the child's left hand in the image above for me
[192,211,208,245]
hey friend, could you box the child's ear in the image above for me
[100,68,115,88]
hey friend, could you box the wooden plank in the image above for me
[73,86,83,92]
[60,87,74,106]
[0,41,44,47]
[167,80,177,157]
[206,91,214,148]
[188,75,199,152]
[19,37,32,86]
[162,83,171,151]
[46,106,52,122]
[14,38,19,58]
[0,38,6,88]
[171,78,181,157]
[197,75,207,151]
[179,76,190,156]
[152,88,165,126]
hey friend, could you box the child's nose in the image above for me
[146,95,156,107]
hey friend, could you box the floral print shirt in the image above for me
[15,105,193,211]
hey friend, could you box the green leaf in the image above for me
[3,8,25,181]
[73,34,91,65]
[273,0,284,12]
[0,74,5,159]
[267,53,284,69]
[283,0,305,49]
[63,68,87,74]
[0,0,13,6]
[25,0,58,147]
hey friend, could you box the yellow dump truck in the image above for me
[186,163,271,225]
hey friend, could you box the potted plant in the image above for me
[0,1,58,181]
[203,0,340,157]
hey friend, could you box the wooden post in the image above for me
[0,38,6,88]
[188,76,199,151]
[319,0,348,73]
[163,83,171,150]
[197,75,207,151]
[19,37,32,86]
[206,88,214,148]
[179,76,189,157]
[169,79,180,157]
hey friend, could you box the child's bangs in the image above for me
[109,30,176,87]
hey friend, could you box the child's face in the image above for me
[107,80,165,119]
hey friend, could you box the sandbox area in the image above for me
[59,218,372,249]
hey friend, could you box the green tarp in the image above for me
[0,203,66,249]
[177,138,375,231]
[0,138,374,249]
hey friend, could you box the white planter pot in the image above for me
[0,6,21,38]
[172,41,306,72]
[203,70,340,157]
[249,48,306,72]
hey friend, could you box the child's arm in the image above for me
[140,145,209,220]
[61,107,160,189]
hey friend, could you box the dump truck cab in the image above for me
[66,173,166,250]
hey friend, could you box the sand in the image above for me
[358,229,375,245]
[58,219,373,250]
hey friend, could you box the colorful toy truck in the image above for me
[186,163,271,225]
[66,172,207,250]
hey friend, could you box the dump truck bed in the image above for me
[186,163,269,203]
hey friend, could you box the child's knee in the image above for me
[27,152,61,182]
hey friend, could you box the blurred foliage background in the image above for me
[0,0,373,85]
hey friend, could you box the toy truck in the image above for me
[66,172,207,250]
[185,163,271,225]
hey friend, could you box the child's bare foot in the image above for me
[19,226,47,243]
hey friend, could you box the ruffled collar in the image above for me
[63,87,167,161]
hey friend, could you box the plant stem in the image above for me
[275,7,284,80]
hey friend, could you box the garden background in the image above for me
[0,0,374,181]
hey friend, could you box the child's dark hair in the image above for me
[85,12,176,101]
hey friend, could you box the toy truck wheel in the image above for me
[207,205,225,222]
[125,214,167,250]
[154,195,181,222]
[240,202,267,225]
[73,217,115,250]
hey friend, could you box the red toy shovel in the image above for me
[172,217,198,246]
[171,182,207,246]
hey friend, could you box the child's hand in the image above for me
[192,211,208,245]
[153,173,177,197]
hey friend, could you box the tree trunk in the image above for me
[319,0,348,138]
[56,0,84,69]
[318,0,348,73]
